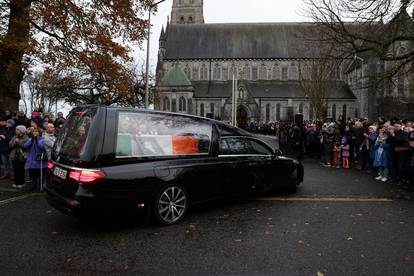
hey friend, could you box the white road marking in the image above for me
[0,193,42,207]
[254,195,393,202]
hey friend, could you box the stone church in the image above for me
[155,0,357,123]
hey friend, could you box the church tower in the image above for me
[171,0,204,24]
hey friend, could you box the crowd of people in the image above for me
[0,110,66,191]
[281,116,414,186]
[1,108,413,190]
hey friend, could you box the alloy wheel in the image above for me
[157,186,187,224]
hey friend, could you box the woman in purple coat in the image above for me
[23,128,48,191]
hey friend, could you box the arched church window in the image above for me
[265,104,270,122]
[200,64,208,80]
[281,66,288,81]
[179,96,186,112]
[238,88,246,99]
[301,64,310,80]
[188,98,193,114]
[229,64,237,79]
[272,64,280,80]
[180,16,185,24]
[252,66,258,81]
[260,64,267,80]
[299,103,304,114]
[276,104,281,121]
[163,97,170,111]
[342,104,347,119]
[332,104,337,119]
[213,63,222,80]
[188,16,193,23]
[210,103,215,117]
[184,64,192,79]
[192,65,198,80]
[289,66,298,80]
[243,64,251,80]
[222,66,228,80]
[200,103,205,117]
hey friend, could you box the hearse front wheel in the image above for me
[154,184,189,225]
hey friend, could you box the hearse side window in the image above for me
[219,137,273,156]
[219,137,248,155]
[116,112,212,158]
[245,139,273,155]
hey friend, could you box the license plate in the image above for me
[53,167,67,180]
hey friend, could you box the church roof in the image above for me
[163,23,324,60]
[159,63,192,87]
[192,80,356,100]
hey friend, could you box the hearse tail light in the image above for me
[69,169,106,184]
[47,162,55,170]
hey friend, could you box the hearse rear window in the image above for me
[54,108,96,158]
[116,112,212,158]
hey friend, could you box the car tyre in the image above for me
[154,184,189,225]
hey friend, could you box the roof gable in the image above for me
[160,63,192,87]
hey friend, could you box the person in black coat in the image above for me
[388,122,408,184]
[0,118,16,178]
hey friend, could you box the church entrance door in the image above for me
[237,106,248,127]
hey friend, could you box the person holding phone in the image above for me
[22,128,47,192]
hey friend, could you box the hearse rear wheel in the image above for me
[154,184,188,225]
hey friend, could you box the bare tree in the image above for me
[22,70,60,113]
[299,57,341,119]
[304,0,414,78]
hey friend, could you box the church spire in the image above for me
[171,0,204,24]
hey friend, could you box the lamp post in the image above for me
[145,0,167,109]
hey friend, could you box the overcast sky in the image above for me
[138,0,309,69]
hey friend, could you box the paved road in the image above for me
[1,150,414,274]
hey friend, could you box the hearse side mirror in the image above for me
[274,149,283,157]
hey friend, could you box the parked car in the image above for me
[45,106,304,225]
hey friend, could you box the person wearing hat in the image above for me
[15,111,30,128]
[0,117,16,179]
[9,125,28,188]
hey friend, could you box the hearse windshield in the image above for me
[54,108,97,159]
[116,112,212,158]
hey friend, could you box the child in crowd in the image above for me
[332,141,341,168]
[373,126,390,182]
[341,135,350,168]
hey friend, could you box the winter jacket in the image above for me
[9,134,29,161]
[0,126,15,153]
[351,127,365,146]
[22,137,47,169]
[373,142,390,168]
[388,130,408,154]
[368,132,379,159]
[43,132,56,159]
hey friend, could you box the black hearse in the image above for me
[45,106,303,225]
